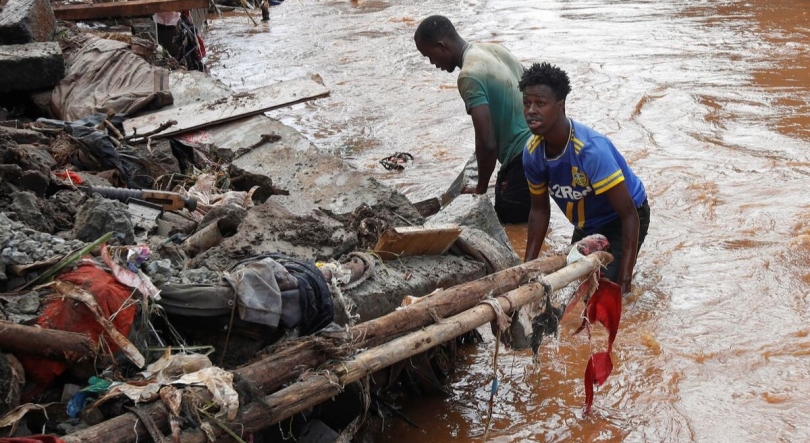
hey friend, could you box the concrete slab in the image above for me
[338,255,486,324]
[163,71,422,220]
[0,0,56,44]
[0,42,64,92]
[428,193,513,248]
[189,193,359,271]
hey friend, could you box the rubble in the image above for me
[0,0,56,44]
[0,42,65,91]
[0,13,541,443]
[72,197,135,244]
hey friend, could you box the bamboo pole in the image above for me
[176,252,610,443]
[234,254,568,390]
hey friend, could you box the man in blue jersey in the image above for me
[520,63,650,294]
[414,15,533,223]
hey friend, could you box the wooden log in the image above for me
[52,0,209,21]
[0,320,97,362]
[62,253,589,443]
[177,252,612,442]
[234,254,568,389]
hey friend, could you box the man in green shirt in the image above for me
[414,15,532,223]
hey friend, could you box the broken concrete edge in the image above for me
[0,0,57,45]
[0,42,65,92]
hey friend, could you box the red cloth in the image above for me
[52,171,83,185]
[17,264,137,398]
[574,278,623,414]
[0,435,67,443]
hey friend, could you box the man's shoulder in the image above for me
[460,43,514,74]
[571,121,614,154]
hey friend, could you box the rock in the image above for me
[0,42,65,92]
[0,126,49,145]
[144,259,172,285]
[15,290,39,314]
[20,143,55,165]
[19,169,48,195]
[28,88,53,118]
[178,266,220,285]
[73,197,134,244]
[49,189,85,219]
[10,191,52,233]
[0,0,56,44]
[0,164,22,183]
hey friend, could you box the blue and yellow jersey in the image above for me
[523,119,647,233]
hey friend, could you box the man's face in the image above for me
[415,38,455,72]
[523,84,564,136]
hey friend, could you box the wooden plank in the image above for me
[123,77,330,138]
[372,223,462,260]
[52,0,209,21]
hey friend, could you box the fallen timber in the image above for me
[238,253,569,392]
[0,320,97,363]
[62,252,610,443]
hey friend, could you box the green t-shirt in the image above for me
[458,43,532,167]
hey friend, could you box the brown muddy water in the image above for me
[203,0,810,441]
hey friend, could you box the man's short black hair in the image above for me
[414,15,457,44]
[519,62,572,101]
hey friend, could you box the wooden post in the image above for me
[0,320,97,362]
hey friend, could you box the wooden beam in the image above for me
[372,223,462,260]
[123,77,330,139]
[52,0,209,21]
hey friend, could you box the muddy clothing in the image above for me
[572,199,650,282]
[524,119,649,283]
[494,155,532,224]
[523,119,647,232]
[458,43,532,166]
[458,42,532,223]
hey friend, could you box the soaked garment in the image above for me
[494,154,531,223]
[523,119,647,233]
[572,199,650,282]
[458,42,532,166]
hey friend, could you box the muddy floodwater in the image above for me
[204,0,810,441]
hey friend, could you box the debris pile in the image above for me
[0,2,531,442]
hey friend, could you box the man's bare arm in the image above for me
[604,182,640,294]
[469,104,498,194]
[525,191,551,262]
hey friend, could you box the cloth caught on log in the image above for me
[157,254,332,334]
[223,257,301,329]
[232,253,333,335]
[51,35,173,121]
